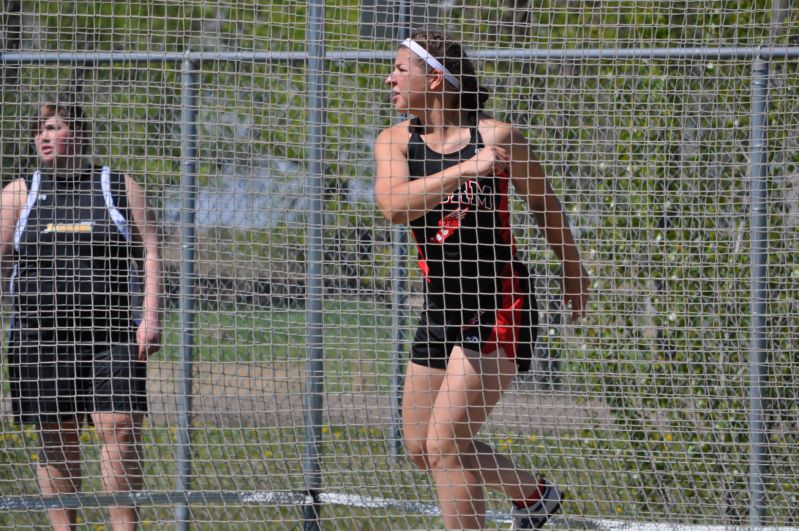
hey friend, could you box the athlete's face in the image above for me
[34,116,81,167]
[386,47,430,113]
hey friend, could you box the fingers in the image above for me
[490,145,509,165]
[137,328,161,360]
[561,267,590,323]
[571,303,588,323]
[138,341,161,361]
[489,145,508,159]
[563,291,589,324]
[483,145,509,175]
[564,301,582,324]
[138,339,149,360]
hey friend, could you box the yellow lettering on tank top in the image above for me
[43,221,95,233]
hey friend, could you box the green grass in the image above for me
[3,298,799,527]
[0,421,440,529]
[4,417,799,527]
[161,298,396,361]
[160,298,398,393]
[0,420,610,529]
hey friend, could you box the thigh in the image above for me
[402,361,446,446]
[36,420,81,472]
[429,346,517,450]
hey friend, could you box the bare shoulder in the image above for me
[123,173,143,192]
[375,120,413,150]
[0,179,28,236]
[1,178,28,206]
[2,177,27,193]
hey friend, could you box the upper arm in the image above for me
[0,179,27,254]
[373,125,411,221]
[124,175,159,257]
[505,128,549,213]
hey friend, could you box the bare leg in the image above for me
[466,439,539,500]
[36,420,82,530]
[425,347,538,529]
[401,361,447,471]
[92,412,143,531]
[403,348,537,529]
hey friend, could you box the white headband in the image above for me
[400,38,460,89]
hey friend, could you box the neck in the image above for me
[414,108,473,135]
[43,157,86,177]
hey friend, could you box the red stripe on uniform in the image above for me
[483,263,523,360]
[495,171,516,253]
[411,231,431,281]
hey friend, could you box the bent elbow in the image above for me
[374,197,405,224]
[378,206,406,225]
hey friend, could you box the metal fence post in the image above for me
[302,2,326,529]
[389,226,408,463]
[176,55,199,531]
[387,0,412,466]
[748,54,769,528]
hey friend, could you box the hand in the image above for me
[468,145,509,177]
[137,315,162,360]
[562,263,590,323]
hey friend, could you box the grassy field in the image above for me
[2,298,792,528]
[1,418,633,529]
[0,265,579,528]
[158,297,399,393]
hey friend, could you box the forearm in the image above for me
[141,254,162,323]
[534,196,584,273]
[378,164,469,224]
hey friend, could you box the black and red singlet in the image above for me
[406,117,538,371]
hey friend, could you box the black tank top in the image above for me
[406,118,522,311]
[11,165,141,333]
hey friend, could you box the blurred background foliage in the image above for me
[0,0,797,522]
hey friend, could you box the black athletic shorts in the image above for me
[409,288,539,372]
[7,329,147,425]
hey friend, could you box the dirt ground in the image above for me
[0,360,612,434]
[144,361,613,433]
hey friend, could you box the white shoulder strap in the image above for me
[101,166,133,242]
[13,171,42,251]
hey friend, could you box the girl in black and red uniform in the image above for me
[374,30,590,529]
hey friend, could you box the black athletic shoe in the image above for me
[509,479,563,529]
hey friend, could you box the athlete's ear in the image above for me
[429,69,446,91]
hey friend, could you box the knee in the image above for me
[403,438,431,471]
[404,433,463,472]
[97,426,135,447]
[424,437,462,472]
[93,415,139,447]
[38,425,81,466]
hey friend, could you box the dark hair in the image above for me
[409,29,490,113]
[30,99,90,154]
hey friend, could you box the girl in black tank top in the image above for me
[374,31,589,529]
[0,100,162,529]
[12,165,139,338]
[406,114,525,311]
